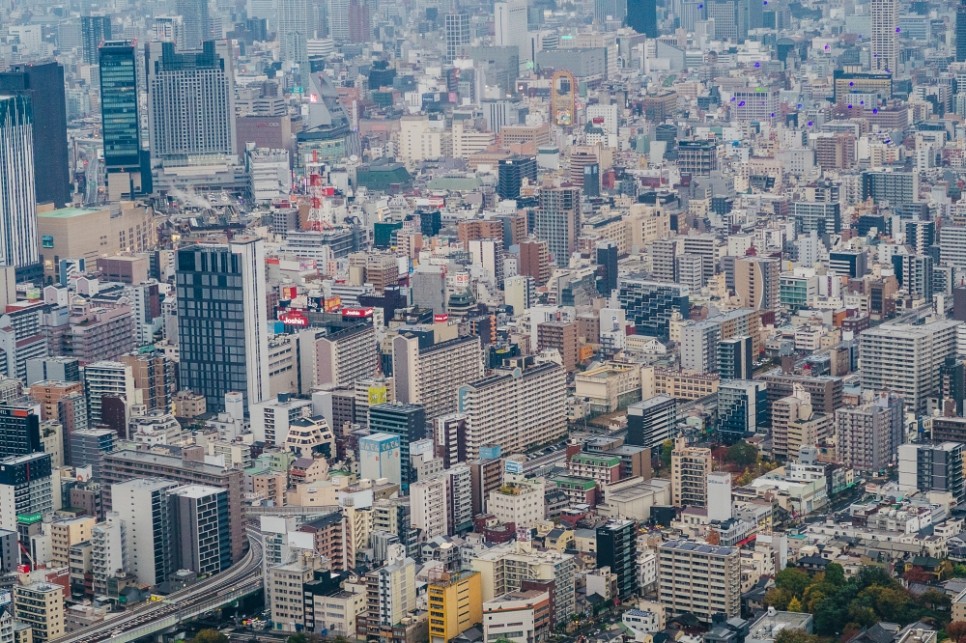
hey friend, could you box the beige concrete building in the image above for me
[469,540,575,627]
[268,551,328,631]
[37,203,157,279]
[575,363,644,415]
[49,516,96,568]
[657,540,740,622]
[14,583,65,642]
[670,437,712,508]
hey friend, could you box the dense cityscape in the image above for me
[3,0,966,642]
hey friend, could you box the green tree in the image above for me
[191,630,229,643]
[918,588,950,613]
[659,439,673,470]
[726,441,759,467]
[823,562,846,586]
[765,587,793,610]
[775,568,811,598]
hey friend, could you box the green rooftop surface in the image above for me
[38,207,98,219]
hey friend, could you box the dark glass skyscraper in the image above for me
[81,16,112,65]
[368,403,427,491]
[0,402,42,460]
[99,41,150,199]
[497,156,537,200]
[176,238,269,413]
[0,61,70,208]
[596,520,639,599]
[626,0,658,37]
[958,2,966,62]
[99,42,140,170]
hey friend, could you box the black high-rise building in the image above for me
[99,41,151,199]
[626,0,658,37]
[597,520,639,598]
[0,403,42,460]
[497,156,537,201]
[368,403,427,492]
[176,238,269,412]
[958,2,966,63]
[0,61,70,208]
[81,16,112,65]
[596,242,618,295]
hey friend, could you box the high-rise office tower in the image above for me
[596,520,638,599]
[176,238,270,413]
[99,41,151,201]
[0,62,70,209]
[497,156,537,200]
[112,478,176,586]
[678,0,706,30]
[958,2,966,62]
[494,0,529,64]
[595,0,628,23]
[718,335,754,380]
[905,220,936,255]
[81,16,112,65]
[0,94,39,279]
[170,484,232,577]
[707,0,739,41]
[0,401,41,459]
[369,403,427,491]
[444,12,470,63]
[69,428,115,478]
[176,0,212,50]
[617,277,690,338]
[895,253,934,302]
[0,452,53,531]
[101,449,245,562]
[536,186,580,268]
[147,41,236,163]
[870,0,898,73]
[717,380,768,443]
[348,0,372,43]
[279,0,311,87]
[328,0,350,42]
[626,395,676,448]
[626,0,658,36]
[596,242,619,295]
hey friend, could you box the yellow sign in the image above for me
[368,385,388,406]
